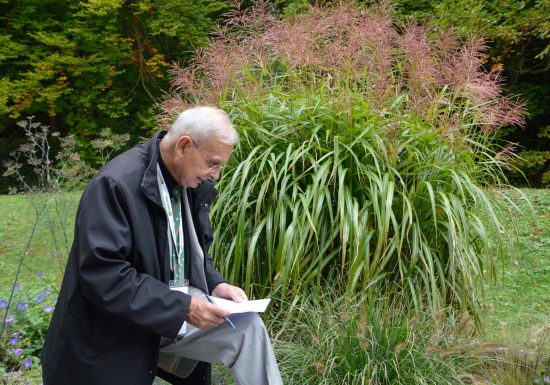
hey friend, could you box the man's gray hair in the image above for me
[165,106,239,146]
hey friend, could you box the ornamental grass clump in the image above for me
[161,3,526,320]
[271,292,550,385]
[271,292,469,385]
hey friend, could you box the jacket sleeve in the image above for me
[76,175,189,339]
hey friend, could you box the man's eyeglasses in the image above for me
[191,139,224,172]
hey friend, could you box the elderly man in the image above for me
[41,107,282,385]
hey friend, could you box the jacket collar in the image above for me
[140,130,165,207]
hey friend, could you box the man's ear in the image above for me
[175,135,192,157]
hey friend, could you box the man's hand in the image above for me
[186,296,231,329]
[211,283,248,303]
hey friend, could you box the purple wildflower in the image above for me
[17,301,29,310]
[10,332,19,345]
[4,315,15,325]
[14,284,20,291]
[0,299,7,308]
[43,305,54,313]
[24,359,32,369]
[13,348,23,356]
[36,289,51,303]
[37,272,44,278]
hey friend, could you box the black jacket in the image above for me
[41,131,225,385]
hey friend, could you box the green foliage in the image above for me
[275,0,311,17]
[271,292,468,385]
[0,1,133,131]
[506,126,550,187]
[511,150,550,187]
[0,0,228,164]
[397,0,549,57]
[214,87,513,321]
[133,0,228,53]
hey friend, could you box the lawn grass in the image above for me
[483,189,550,350]
[1,188,548,383]
[0,193,79,296]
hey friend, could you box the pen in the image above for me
[205,295,236,329]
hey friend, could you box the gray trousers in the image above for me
[158,288,283,385]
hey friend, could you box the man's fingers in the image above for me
[231,289,248,303]
[186,296,230,329]
[211,305,231,318]
[211,283,248,302]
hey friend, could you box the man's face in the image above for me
[172,135,233,188]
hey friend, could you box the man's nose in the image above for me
[208,168,221,180]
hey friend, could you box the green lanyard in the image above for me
[156,164,185,284]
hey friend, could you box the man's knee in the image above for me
[232,312,267,334]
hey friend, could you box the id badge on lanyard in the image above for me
[156,164,185,283]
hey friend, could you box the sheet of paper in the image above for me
[210,297,271,314]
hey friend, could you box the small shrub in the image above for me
[2,117,93,194]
